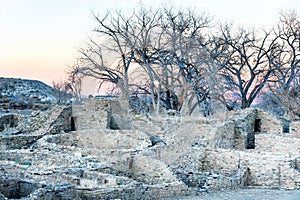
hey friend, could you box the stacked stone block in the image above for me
[72,98,110,130]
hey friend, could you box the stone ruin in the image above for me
[0,98,300,199]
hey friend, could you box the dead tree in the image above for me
[129,6,163,112]
[52,80,71,105]
[158,7,213,115]
[267,10,300,117]
[218,25,279,109]
[67,60,84,104]
[77,11,137,99]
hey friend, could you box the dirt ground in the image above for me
[168,188,300,200]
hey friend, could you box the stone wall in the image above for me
[58,129,151,150]
[0,134,43,150]
[72,98,132,131]
[72,98,110,130]
[255,134,300,155]
[202,149,300,189]
[241,152,300,189]
[0,106,72,150]
[203,167,250,191]
[214,108,258,150]
[257,110,282,135]
[48,106,72,134]
[198,109,300,190]
[109,98,132,130]
[203,149,240,176]
[16,106,71,134]
[256,110,300,137]
[214,109,300,151]
[291,121,300,136]
[0,114,18,132]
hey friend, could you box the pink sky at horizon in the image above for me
[0,0,299,95]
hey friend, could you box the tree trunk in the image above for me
[156,83,161,115]
[145,63,156,112]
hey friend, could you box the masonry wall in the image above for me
[72,98,132,131]
[48,106,72,134]
[209,109,300,189]
[214,108,257,150]
[241,152,300,189]
[257,110,283,135]
[0,114,17,132]
[203,149,300,189]
[109,98,132,130]
[255,134,300,155]
[72,98,110,130]
[291,121,300,137]
[203,148,240,176]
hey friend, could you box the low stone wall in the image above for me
[291,121,300,136]
[0,134,43,150]
[0,114,17,132]
[78,184,194,200]
[204,167,250,191]
[256,134,300,155]
[16,105,71,134]
[257,110,282,134]
[48,106,72,134]
[0,106,72,150]
[203,149,300,189]
[0,173,80,200]
[71,129,151,150]
[241,152,300,189]
[203,149,240,176]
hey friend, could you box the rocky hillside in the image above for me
[0,77,57,103]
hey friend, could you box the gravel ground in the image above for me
[167,188,300,200]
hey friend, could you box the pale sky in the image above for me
[0,0,299,93]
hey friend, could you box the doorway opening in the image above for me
[71,117,77,131]
[254,118,261,132]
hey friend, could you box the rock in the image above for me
[109,114,132,130]
[149,135,165,146]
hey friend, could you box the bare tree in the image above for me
[155,7,213,115]
[67,60,84,104]
[77,10,137,99]
[52,80,71,105]
[217,25,279,109]
[207,38,238,111]
[72,4,300,118]
[128,6,163,112]
[265,10,300,117]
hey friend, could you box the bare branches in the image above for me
[73,5,299,116]
[216,25,280,109]
[263,10,300,117]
